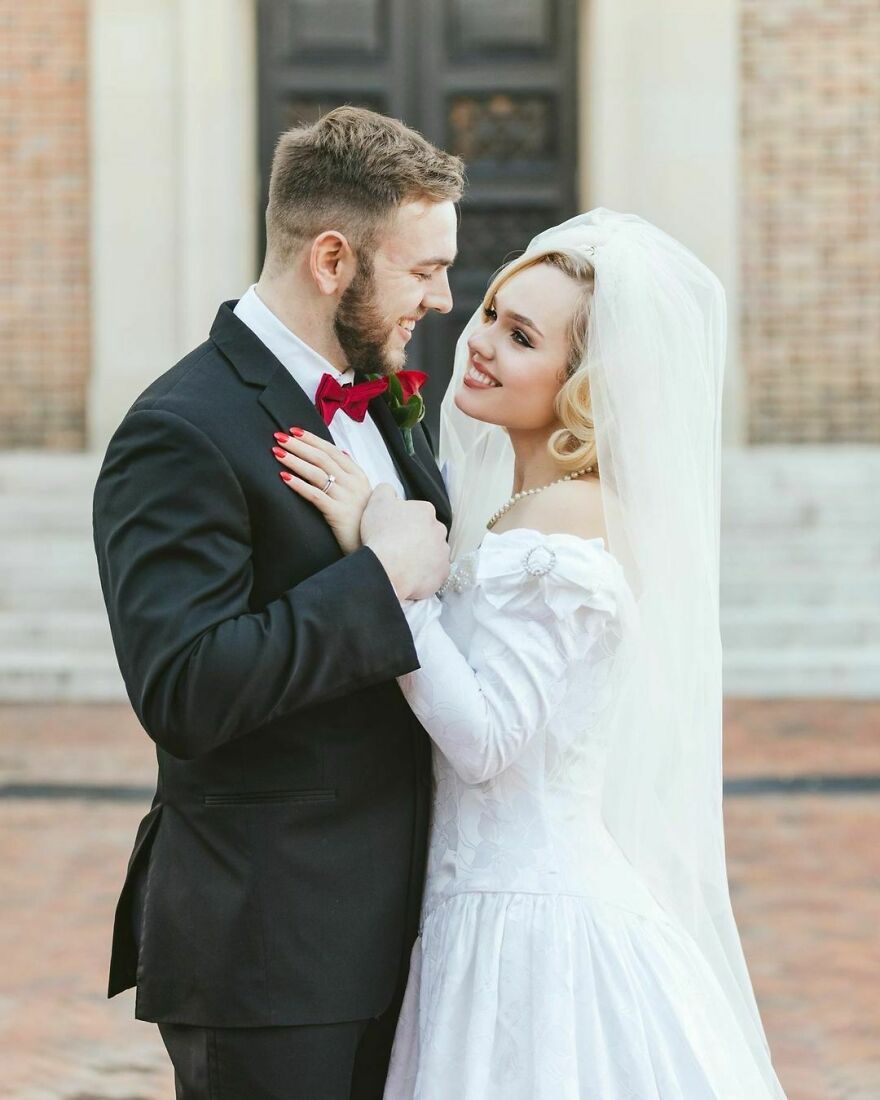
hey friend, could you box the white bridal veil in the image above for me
[439,209,785,1095]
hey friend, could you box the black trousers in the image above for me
[157,979,406,1100]
[134,858,410,1099]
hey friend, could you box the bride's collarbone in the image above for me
[490,479,608,542]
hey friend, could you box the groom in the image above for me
[93,107,463,1098]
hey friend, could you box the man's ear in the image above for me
[309,231,356,296]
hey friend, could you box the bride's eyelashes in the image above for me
[481,304,533,349]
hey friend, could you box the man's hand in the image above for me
[361,484,450,600]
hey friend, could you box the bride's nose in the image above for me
[467,329,493,361]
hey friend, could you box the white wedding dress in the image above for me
[383,527,783,1100]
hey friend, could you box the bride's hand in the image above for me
[272,428,373,555]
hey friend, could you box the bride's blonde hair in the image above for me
[482,250,598,476]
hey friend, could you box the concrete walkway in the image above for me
[1,701,878,1099]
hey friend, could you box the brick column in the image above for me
[0,0,90,449]
[741,0,880,443]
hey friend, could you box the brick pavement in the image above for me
[0,702,878,1099]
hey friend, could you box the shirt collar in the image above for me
[233,285,354,403]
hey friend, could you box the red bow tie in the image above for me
[314,373,388,426]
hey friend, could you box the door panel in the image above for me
[257,0,578,442]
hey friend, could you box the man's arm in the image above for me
[93,407,419,760]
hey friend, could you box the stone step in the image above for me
[0,537,104,611]
[13,502,875,538]
[1,446,878,700]
[0,652,126,702]
[0,611,115,650]
[720,575,880,606]
[3,560,879,612]
[0,587,104,613]
[1,647,873,702]
[4,538,98,566]
[6,527,878,579]
[2,608,875,654]
[14,503,876,534]
[721,512,878,534]
[0,500,95,536]
[720,444,880,480]
[720,607,880,648]
[0,646,873,703]
[722,647,880,698]
[0,452,102,493]
[2,455,878,542]
[721,538,880,569]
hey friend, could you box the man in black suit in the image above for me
[93,107,463,1098]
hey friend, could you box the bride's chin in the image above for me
[454,385,505,425]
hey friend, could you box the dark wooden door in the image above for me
[257,0,579,440]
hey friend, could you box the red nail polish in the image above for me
[274,432,289,443]
[279,470,292,481]
[289,427,304,438]
[272,446,286,458]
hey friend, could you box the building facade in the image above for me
[2,0,878,698]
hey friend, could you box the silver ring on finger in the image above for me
[321,474,336,495]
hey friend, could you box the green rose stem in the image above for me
[369,372,426,457]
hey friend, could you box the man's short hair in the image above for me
[265,106,465,268]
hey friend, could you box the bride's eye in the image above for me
[482,305,497,322]
[512,329,532,348]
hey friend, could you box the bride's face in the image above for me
[455,264,581,430]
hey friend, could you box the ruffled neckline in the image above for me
[468,527,627,620]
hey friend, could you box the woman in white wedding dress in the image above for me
[281,210,787,1099]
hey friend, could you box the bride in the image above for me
[275,209,787,1098]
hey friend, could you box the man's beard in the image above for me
[334,256,401,377]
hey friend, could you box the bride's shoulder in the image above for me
[493,477,607,544]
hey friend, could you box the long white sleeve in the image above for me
[398,530,627,785]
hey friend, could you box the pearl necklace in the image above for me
[486,466,594,531]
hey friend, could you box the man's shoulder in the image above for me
[131,339,228,414]
[100,339,247,468]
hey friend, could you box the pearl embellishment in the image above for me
[523,545,557,576]
[486,466,593,531]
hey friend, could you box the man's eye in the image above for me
[415,271,431,281]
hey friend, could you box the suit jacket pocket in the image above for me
[203,788,337,807]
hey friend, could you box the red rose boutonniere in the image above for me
[367,369,428,456]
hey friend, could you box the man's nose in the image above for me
[424,270,453,315]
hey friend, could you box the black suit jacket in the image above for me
[93,302,451,1027]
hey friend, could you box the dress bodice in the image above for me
[399,528,666,924]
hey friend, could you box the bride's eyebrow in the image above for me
[495,301,543,339]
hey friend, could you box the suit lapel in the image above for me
[257,364,332,441]
[211,299,336,443]
[367,392,452,531]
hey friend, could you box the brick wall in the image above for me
[0,1,89,449]
[741,0,880,443]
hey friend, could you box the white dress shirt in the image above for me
[234,285,406,499]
